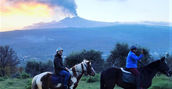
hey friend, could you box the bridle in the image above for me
[71,62,88,77]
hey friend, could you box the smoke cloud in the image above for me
[6,0,77,16]
[0,0,77,31]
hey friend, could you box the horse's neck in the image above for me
[141,65,158,81]
[70,63,85,79]
[75,64,84,77]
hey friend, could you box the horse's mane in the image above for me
[141,59,161,69]
[69,60,88,70]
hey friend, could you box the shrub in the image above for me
[65,50,104,72]
[0,77,5,81]
[11,73,20,78]
[20,72,30,79]
[166,55,172,71]
[7,81,13,85]
[25,60,53,76]
[25,79,32,89]
[0,45,20,77]
[87,77,98,83]
[81,74,100,83]
[106,43,151,67]
[150,75,172,89]
[150,83,171,89]
[81,76,87,81]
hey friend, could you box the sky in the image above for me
[0,0,171,32]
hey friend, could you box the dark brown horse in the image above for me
[32,60,95,89]
[100,57,171,89]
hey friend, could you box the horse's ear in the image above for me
[160,57,165,62]
[83,59,88,62]
[87,61,91,64]
[83,59,86,62]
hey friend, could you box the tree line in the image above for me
[0,43,172,77]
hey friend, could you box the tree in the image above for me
[166,55,172,71]
[0,45,20,76]
[65,50,104,72]
[106,43,151,68]
[135,47,151,66]
[25,60,53,76]
[106,43,129,67]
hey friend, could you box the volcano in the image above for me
[25,17,116,29]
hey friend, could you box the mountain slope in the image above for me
[0,25,171,61]
[25,17,116,29]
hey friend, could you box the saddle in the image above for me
[121,68,136,84]
[51,74,64,85]
[51,73,72,88]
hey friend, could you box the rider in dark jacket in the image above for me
[54,48,70,89]
[54,52,65,74]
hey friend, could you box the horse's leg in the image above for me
[32,75,38,89]
[104,80,116,89]
[105,84,115,89]
[102,82,116,89]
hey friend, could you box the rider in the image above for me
[126,46,144,89]
[54,48,70,89]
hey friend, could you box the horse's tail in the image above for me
[32,76,38,89]
[100,72,106,89]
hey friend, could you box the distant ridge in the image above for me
[25,16,116,29]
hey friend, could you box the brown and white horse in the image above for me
[32,60,96,89]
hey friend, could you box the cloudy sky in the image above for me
[0,0,171,32]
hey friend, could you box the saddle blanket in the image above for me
[51,74,64,85]
[121,68,136,84]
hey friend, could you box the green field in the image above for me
[0,75,171,89]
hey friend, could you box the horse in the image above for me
[32,60,96,89]
[100,57,171,89]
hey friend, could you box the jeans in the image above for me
[59,70,70,86]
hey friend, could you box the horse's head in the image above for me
[82,59,96,76]
[157,57,170,77]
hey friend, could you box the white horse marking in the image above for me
[34,72,52,89]
[32,60,94,89]
[55,83,62,88]
[70,77,77,89]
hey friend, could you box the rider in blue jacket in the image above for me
[126,46,144,89]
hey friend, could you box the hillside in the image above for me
[25,17,116,29]
[0,24,171,61]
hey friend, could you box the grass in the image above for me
[149,75,172,89]
[0,78,31,89]
[0,75,171,89]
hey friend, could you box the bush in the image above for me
[11,73,20,78]
[150,83,172,89]
[25,60,53,76]
[106,43,151,68]
[65,50,104,72]
[0,45,20,77]
[166,55,172,71]
[25,79,32,89]
[7,81,13,85]
[20,72,30,79]
[86,74,100,83]
[106,43,129,67]
[150,75,172,89]
[81,74,100,83]
[81,76,87,81]
[0,77,5,81]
